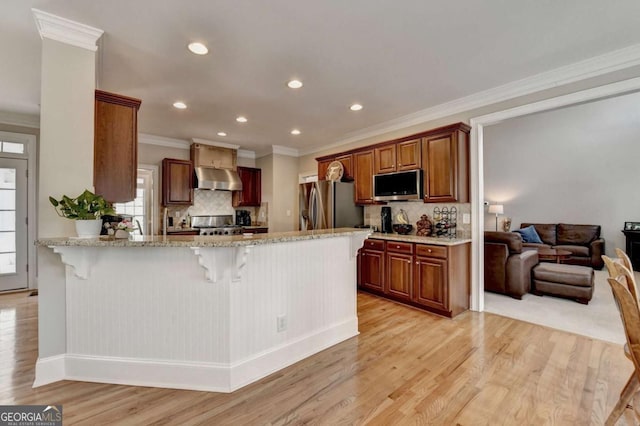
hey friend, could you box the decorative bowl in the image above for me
[392,224,413,235]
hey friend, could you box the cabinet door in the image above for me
[191,144,236,170]
[336,154,353,180]
[233,167,261,207]
[422,130,469,203]
[397,139,421,171]
[387,252,413,301]
[414,256,448,311]
[162,158,193,206]
[317,159,332,181]
[374,145,396,174]
[94,90,141,203]
[354,150,375,204]
[422,132,456,202]
[358,249,385,293]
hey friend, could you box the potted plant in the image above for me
[49,189,115,238]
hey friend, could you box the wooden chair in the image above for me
[603,255,640,308]
[606,275,640,425]
[616,248,633,272]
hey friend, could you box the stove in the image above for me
[191,215,244,236]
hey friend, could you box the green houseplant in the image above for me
[49,190,115,237]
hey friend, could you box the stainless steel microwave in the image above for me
[373,169,423,201]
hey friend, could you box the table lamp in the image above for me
[488,204,504,231]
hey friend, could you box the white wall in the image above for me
[483,90,640,255]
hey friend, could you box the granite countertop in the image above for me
[36,228,371,248]
[369,232,471,246]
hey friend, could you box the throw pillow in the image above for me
[514,225,544,244]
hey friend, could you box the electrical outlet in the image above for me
[277,315,287,332]
[463,214,471,224]
[286,210,291,217]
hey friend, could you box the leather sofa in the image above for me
[484,231,539,299]
[519,223,604,270]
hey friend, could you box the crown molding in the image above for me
[139,133,190,149]
[32,9,104,52]
[191,138,241,150]
[299,42,640,156]
[0,111,40,129]
[272,145,299,157]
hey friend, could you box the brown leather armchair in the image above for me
[484,231,539,299]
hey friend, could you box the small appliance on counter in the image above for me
[235,210,251,226]
[381,206,392,234]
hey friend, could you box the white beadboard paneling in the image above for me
[41,235,361,392]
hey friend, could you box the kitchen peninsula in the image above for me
[35,228,370,392]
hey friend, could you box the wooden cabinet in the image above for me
[373,139,420,175]
[317,154,353,181]
[397,139,421,171]
[317,159,332,181]
[94,90,141,203]
[354,150,375,204]
[191,144,236,170]
[422,125,470,203]
[414,255,447,312]
[357,238,470,317]
[162,158,193,206]
[386,242,414,301]
[358,239,385,293]
[233,166,261,207]
[374,144,397,174]
[335,154,353,180]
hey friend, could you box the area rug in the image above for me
[484,269,630,345]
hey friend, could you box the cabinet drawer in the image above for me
[415,244,447,259]
[364,239,385,251]
[386,241,414,254]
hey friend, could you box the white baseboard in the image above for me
[33,355,65,387]
[32,317,358,392]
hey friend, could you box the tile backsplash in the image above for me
[166,190,268,228]
[365,201,471,237]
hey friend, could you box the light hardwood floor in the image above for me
[1,290,637,425]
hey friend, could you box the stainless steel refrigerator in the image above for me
[299,181,364,230]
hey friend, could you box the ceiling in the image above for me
[3,1,640,154]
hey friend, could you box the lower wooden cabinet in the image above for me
[358,239,385,293]
[357,238,470,317]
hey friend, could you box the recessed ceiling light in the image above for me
[173,101,187,109]
[291,129,301,135]
[188,42,208,55]
[350,103,363,111]
[236,116,248,123]
[217,132,227,137]
[287,79,303,89]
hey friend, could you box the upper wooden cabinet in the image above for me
[162,158,193,206]
[373,139,421,174]
[191,144,237,170]
[232,166,262,207]
[94,90,141,203]
[422,125,470,203]
[317,154,353,181]
[374,145,397,174]
[396,139,421,171]
[354,150,375,204]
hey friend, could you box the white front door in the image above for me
[0,157,27,291]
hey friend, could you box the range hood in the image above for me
[194,167,243,191]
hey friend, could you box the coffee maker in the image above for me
[235,210,251,226]
[381,207,392,234]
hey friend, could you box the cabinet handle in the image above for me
[406,260,410,264]
[396,245,400,249]
[428,249,432,253]
[416,261,420,264]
